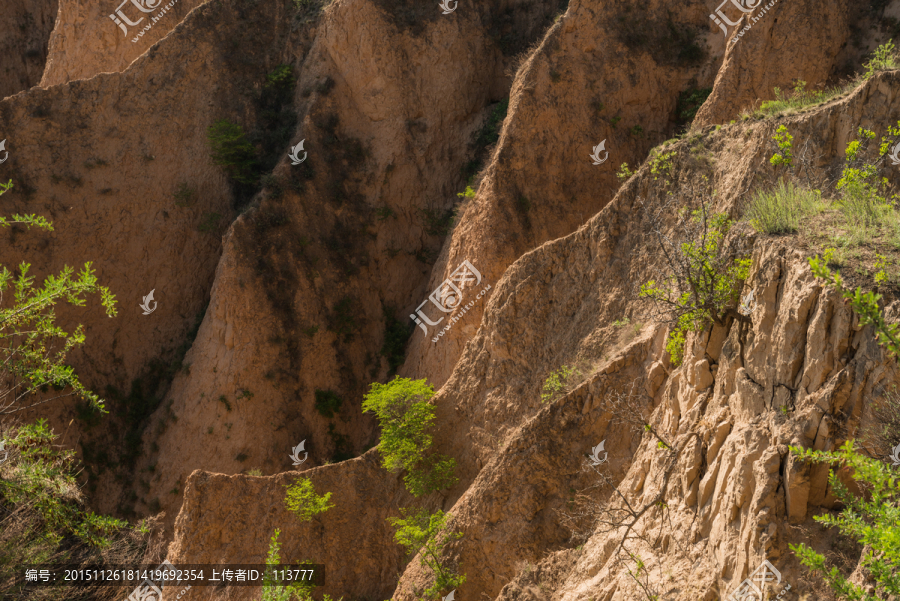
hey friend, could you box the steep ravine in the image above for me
[169,71,900,600]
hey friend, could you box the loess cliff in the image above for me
[2,0,900,599]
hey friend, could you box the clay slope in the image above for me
[0,0,58,99]
[41,0,209,87]
[0,0,300,514]
[403,0,724,387]
[137,0,570,533]
[170,70,900,601]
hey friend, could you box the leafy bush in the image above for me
[836,126,899,244]
[641,203,751,366]
[745,179,823,234]
[388,508,466,599]
[616,163,635,181]
[0,181,118,415]
[380,309,414,375]
[810,250,900,358]
[752,80,846,118]
[541,365,582,404]
[261,529,341,601]
[207,119,259,185]
[284,477,334,522]
[863,40,899,79]
[362,377,457,496]
[788,441,899,600]
[0,420,149,599]
[314,389,343,418]
[674,87,711,127]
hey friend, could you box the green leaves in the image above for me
[387,508,466,600]
[206,119,259,185]
[362,376,458,497]
[788,441,900,600]
[809,251,900,359]
[640,207,750,366]
[541,365,581,404]
[770,124,793,168]
[0,183,118,415]
[284,477,334,522]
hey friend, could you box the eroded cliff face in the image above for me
[0,0,58,99]
[168,68,900,601]
[4,0,900,597]
[40,0,209,87]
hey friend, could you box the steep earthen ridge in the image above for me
[0,0,58,99]
[139,0,567,533]
[166,455,411,601]
[694,0,852,126]
[403,0,721,389]
[40,0,209,87]
[0,0,298,515]
[391,71,900,599]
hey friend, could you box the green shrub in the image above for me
[0,420,149,599]
[197,211,222,233]
[674,87,712,127]
[616,163,635,181]
[541,365,582,404]
[863,40,899,79]
[314,389,343,418]
[388,508,466,599]
[641,207,751,366]
[380,309,414,375]
[788,441,900,600]
[0,182,118,415]
[284,477,334,522]
[836,127,898,243]
[745,179,823,234]
[207,119,259,185]
[362,377,458,496]
[261,530,340,601]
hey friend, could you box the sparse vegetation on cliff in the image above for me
[0,421,150,599]
[362,377,458,497]
[284,477,334,522]
[640,193,751,367]
[388,508,466,600]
